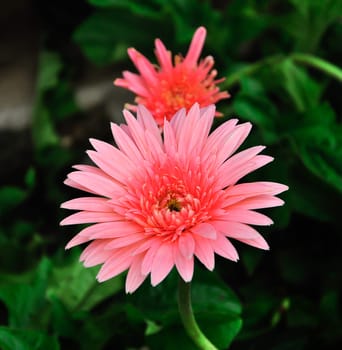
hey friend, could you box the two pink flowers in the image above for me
[61,27,288,293]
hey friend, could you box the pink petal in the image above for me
[163,120,178,156]
[215,123,252,165]
[63,178,97,195]
[111,123,143,163]
[150,243,174,286]
[194,237,215,270]
[88,221,143,239]
[76,222,125,238]
[123,110,151,159]
[205,118,238,154]
[60,211,120,226]
[177,103,201,155]
[169,107,187,138]
[239,235,269,250]
[131,237,159,256]
[126,254,148,293]
[212,221,269,250]
[141,240,162,275]
[79,240,112,267]
[182,104,215,156]
[178,234,195,259]
[191,222,217,239]
[211,233,239,261]
[127,48,158,85]
[104,232,146,249]
[119,71,149,96]
[174,246,194,282]
[232,195,285,210]
[87,150,127,184]
[61,197,112,212]
[83,248,113,267]
[65,234,90,249]
[226,182,289,197]
[137,104,163,145]
[97,249,134,282]
[223,209,273,226]
[67,171,122,198]
[154,38,172,72]
[184,27,206,66]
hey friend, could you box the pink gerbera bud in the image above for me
[60,104,288,293]
[114,27,230,126]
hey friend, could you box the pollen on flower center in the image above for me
[166,198,182,212]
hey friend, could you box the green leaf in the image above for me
[297,126,342,193]
[279,59,322,111]
[291,53,342,83]
[48,80,78,121]
[132,269,242,348]
[233,83,278,144]
[47,254,124,311]
[147,314,242,350]
[290,166,342,221]
[0,186,26,218]
[24,167,36,190]
[0,258,51,328]
[88,0,162,18]
[32,52,63,150]
[73,10,160,65]
[287,296,318,329]
[32,106,59,150]
[145,320,163,336]
[36,52,63,93]
[285,0,342,51]
[0,327,60,350]
[49,296,76,338]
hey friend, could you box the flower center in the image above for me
[166,198,182,212]
[124,161,219,241]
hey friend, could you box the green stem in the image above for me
[177,278,218,350]
[223,53,342,90]
[290,53,342,82]
[222,55,283,89]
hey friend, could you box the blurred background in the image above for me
[0,1,341,349]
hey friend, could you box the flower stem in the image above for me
[223,54,283,89]
[177,278,218,350]
[290,53,342,82]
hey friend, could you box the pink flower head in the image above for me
[61,104,288,293]
[114,27,229,126]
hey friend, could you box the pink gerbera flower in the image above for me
[61,104,288,293]
[114,27,229,126]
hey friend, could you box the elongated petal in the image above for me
[226,182,289,197]
[191,223,217,239]
[222,209,273,226]
[155,38,172,72]
[127,48,158,85]
[60,211,120,226]
[126,254,148,293]
[174,246,194,282]
[178,234,195,259]
[61,197,112,212]
[194,237,215,270]
[150,243,174,286]
[97,249,134,282]
[211,234,239,261]
[67,171,122,198]
[184,27,206,66]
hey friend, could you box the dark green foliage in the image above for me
[1,0,341,349]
